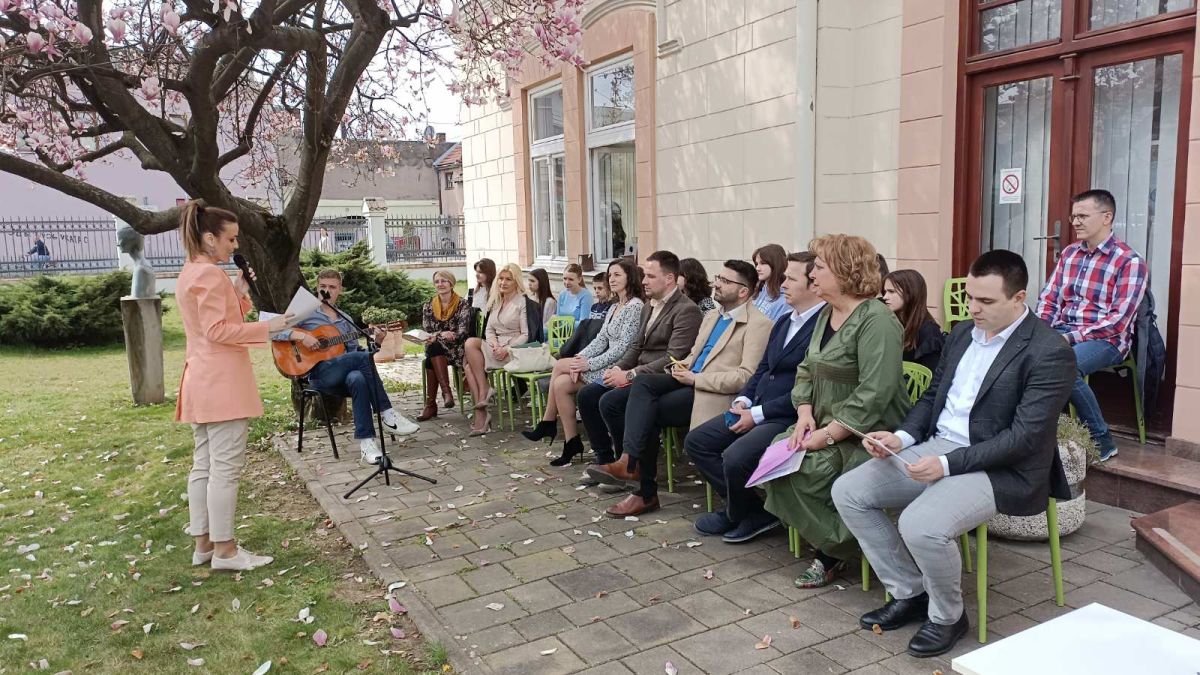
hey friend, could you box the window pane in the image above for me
[533,158,553,258]
[532,90,563,141]
[552,155,566,258]
[980,76,1054,300]
[1089,0,1193,29]
[978,0,1061,54]
[592,143,636,261]
[1090,54,1182,339]
[591,64,635,129]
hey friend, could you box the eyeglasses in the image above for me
[713,274,748,288]
[1069,211,1110,223]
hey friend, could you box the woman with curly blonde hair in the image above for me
[763,234,911,589]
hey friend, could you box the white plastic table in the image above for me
[952,602,1200,675]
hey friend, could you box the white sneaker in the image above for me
[192,548,214,566]
[211,546,273,571]
[360,438,383,465]
[381,408,419,436]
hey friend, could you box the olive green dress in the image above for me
[763,298,910,561]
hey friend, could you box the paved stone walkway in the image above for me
[276,383,1200,674]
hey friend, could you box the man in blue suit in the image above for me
[685,251,825,543]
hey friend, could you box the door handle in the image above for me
[1033,220,1062,260]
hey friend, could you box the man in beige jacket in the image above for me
[589,259,772,517]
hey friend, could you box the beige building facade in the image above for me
[461,0,1200,449]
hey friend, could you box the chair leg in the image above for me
[312,392,338,460]
[297,391,308,454]
[455,367,467,415]
[1130,363,1146,445]
[961,532,973,573]
[861,556,870,592]
[1047,498,1065,607]
[977,524,988,644]
[663,429,676,493]
[705,481,713,513]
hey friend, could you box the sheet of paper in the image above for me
[832,419,913,466]
[746,438,805,488]
[284,287,321,327]
[258,311,281,323]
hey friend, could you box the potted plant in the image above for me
[987,414,1098,541]
[361,306,407,363]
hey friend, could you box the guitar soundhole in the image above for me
[318,340,328,349]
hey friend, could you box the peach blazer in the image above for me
[175,261,270,424]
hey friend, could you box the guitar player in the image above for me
[275,268,420,464]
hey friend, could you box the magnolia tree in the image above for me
[0,0,585,309]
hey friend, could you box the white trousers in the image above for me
[187,419,249,542]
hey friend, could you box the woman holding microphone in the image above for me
[175,202,290,572]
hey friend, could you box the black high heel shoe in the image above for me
[522,420,557,444]
[549,436,584,467]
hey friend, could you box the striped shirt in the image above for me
[1035,234,1146,356]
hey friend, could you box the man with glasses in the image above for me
[1036,189,1147,462]
[588,259,771,517]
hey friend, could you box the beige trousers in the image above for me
[187,419,249,542]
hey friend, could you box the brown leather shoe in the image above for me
[585,453,640,486]
[606,494,660,518]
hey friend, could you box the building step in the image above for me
[1084,439,1200,514]
[1131,501,1200,605]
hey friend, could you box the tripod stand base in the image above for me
[344,454,437,500]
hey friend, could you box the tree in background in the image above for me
[0,0,584,309]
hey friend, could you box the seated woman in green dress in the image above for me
[764,234,911,589]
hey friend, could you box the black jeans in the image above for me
[578,381,622,464]
[684,413,789,522]
[622,374,694,499]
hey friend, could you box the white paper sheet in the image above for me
[257,288,320,328]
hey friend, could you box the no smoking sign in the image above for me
[999,168,1023,204]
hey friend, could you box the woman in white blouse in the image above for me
[463,263,528,435]
[522,258,645,466]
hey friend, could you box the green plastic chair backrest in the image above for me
[547,315,576,354]
[474,310,485,336]
[902,361,933,404]
[943,277,970,332]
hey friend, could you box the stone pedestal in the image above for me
[120,297,165,405]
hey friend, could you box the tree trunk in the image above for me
[237,214,307,313]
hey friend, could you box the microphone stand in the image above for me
[319,296,436,499]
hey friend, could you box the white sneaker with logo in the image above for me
[360,437,383,465]
[381,408,419,436]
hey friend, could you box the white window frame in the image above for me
[585,57,636,263]
[529,82,567,262]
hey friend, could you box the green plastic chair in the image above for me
[943,277,970,333]
[1073,354,1146,444]
[662,427,713,512]
[507,370,552,426]
[486,369,516,431]
[546,316,576,356]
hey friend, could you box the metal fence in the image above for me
[300,215,371,253]
[0,217,119,277]
[383,216,465,263]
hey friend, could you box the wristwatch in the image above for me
[627,370,637,382]
[825,428,836,447]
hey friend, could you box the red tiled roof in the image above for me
[433,142,461,169]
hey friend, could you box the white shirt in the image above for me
[645,287,679,332]
[733,301,826,424]
[897,307,1029,476]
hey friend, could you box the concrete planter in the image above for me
[988,421,1096,541]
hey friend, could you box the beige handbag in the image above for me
[503,342,555,373]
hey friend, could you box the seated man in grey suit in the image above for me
[831,250,1075,658]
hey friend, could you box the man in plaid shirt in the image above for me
[1036,189,1147,462]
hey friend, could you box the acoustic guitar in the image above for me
[272,320,405,377]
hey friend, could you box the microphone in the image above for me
[232,254,259,298]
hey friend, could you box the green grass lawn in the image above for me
[0,299,444,674]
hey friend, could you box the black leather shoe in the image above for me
[907,612,969,658]
[859,593,929,631]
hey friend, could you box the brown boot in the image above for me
[416,365,438,422]
[431,355,455,409]
[605,493,660,518]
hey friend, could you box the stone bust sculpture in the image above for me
[117,225,156,298]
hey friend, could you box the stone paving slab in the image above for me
[276,388,1200,674]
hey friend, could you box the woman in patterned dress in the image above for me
[417,269,472,421]
[522,258,646,466]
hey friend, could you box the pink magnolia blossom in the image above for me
[162,10,180,35]
[71,22,93,44]
[25,31,45,54]
[105,17,126,42]
[139,76,161,99]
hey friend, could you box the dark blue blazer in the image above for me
[738,308,820,424]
